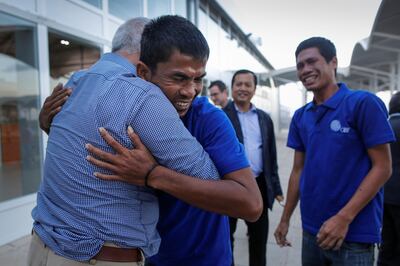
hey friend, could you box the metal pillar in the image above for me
[397,52,400,93]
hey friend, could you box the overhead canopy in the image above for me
[339,0,400,92]
[264,0,400,93]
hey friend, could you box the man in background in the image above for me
[224,69,284,266]
[208,79,230,108]
[378,91,400,265]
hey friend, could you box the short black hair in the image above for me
[140,15,209,71]
[208,80,227,92]
[295,37,336,63]
[389,91,400,115]
[231,69,257,88]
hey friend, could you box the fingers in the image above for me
[93,172,123,182]
[52,83,72,94]
[86,144,119,165]
[51,84,70,98]
[98,128,125,154]
[274,232,291,247]
[333,238,344,250]
[127,126,145,150]
[274,225,291,247]
[53,82,64,92]
[86,154,119,173]
[93,171,145,186]
[44,87,71,110]
[276,195,284,202]
[317,230,343,250]
[50,92,70,108]
[49,106,62,116]
[317,225,343,250]
[318,236,337,250]
[274,231,284,246]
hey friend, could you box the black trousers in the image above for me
[229,175,269,266]
[378,203,400,266]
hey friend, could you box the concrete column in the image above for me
[397,52,400,93]
[373,74,378,93]
[390,63,395,95]
[37,24,50,154]
[143,0,148,17]
[302,85,307,106]
[269,78,280,133]
[187,0,199,26]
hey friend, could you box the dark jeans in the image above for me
[302,231,374,266]
[230,176,268,266]
[378,203,400,266]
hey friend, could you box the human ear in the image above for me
[136,61,151,81]
[331,56,338,68]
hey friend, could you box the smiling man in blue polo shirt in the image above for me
[274,37,395,265]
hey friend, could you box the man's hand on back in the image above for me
[85,126,158,186]
[39,83,72,134]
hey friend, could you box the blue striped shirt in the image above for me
[32,53,220,261]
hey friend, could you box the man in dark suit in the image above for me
[378,91,400,265]
[223,69,284,266]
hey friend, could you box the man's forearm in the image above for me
[148,166,263,222]
[337,165,391,222]
[280,169,301,223]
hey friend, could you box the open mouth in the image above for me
[237,92,249,97]
[175,101,191,110]
[302,75,318,86]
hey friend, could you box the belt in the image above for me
[93,245,142,262]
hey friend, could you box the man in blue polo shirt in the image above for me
[274,37,394,265]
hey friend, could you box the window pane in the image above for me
[148,0,171,18]
[48,32,101,88]
[109,0,143,21]
[81,0,102,9]
[0,12,41,201]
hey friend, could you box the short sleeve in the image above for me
[287,110,305,152]
[354,93,395,148]
[198,108,249,177]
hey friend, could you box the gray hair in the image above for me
[111,17,150,54]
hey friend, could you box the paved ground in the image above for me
[0,132,305,265]
[233,131,303,266]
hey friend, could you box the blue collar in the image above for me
[306,83,348,111]
[101,53,137,75]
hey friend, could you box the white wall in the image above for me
[0,195,36,246]
[0,0,119,246]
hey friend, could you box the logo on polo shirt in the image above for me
[330,120,350,133]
